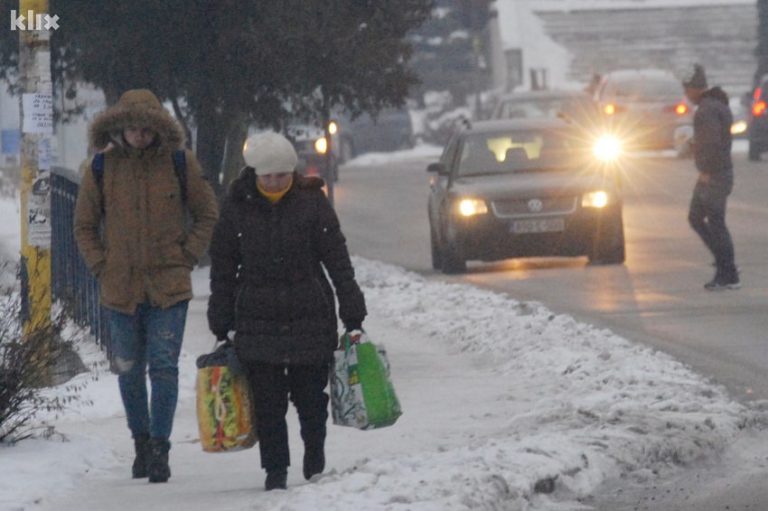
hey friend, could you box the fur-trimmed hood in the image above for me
[89,89,185,151]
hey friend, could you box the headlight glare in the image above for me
[457,198,488,217]
[731,120,747,135]
[593,135,622,162]
[314,137,328,154]
[582,191,609,208]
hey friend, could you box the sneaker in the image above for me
[704,274,741,291]
[265,469,287,491]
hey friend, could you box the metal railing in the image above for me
[51,166,111,354]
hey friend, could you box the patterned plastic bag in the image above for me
[196,342,257,452]
[330,331,402,430]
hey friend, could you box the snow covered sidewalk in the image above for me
[1,257,765,511]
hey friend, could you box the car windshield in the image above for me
[498,98,564,119]
[457,129,576,177]
[613,77,682,100]
[497,96,586,119]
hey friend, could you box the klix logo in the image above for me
[10,10,60,31]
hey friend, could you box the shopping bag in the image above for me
[195,341,257,452]
[330,331,402,430]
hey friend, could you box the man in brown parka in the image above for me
[74,89,218,483]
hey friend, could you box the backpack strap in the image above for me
[91,153,106,212]
[91,152,106,190]
[172,149,188,207]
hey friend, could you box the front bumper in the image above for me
[447,203,622,261]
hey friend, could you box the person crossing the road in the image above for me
[682,64,740,290]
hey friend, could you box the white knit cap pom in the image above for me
[242,131,298,175]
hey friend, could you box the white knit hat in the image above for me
[242,131,298,175]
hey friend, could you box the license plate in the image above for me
[511,217,565,234]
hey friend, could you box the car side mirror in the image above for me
[427,162,446,175]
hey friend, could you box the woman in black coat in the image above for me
[207,131,366,490]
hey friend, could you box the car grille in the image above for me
[491,196,577,218]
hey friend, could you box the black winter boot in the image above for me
[147,438,171,483]
[265,469,288,491]
[303,443,325,481]
[132,434,150,479]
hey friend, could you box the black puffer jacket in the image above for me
[207,169,366,365]
[693,87,733,186]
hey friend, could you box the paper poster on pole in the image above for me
[22,93,53,134]
[37,137,52,170]
[36,51,53,93]
[28,171,52,248]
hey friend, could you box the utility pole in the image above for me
[17,0,54,342]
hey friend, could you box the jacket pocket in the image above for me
[157,241,193,269]
[100,257,131,307]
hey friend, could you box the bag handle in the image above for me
[341,330,364,354]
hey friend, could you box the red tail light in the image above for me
[754,87,763,102]
[663,103,689,115]
[754,100,767,118]
[603,103,624,115]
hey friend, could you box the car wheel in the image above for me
[430,224,442,270]
[440,241,466,274]
[589,215,625,265]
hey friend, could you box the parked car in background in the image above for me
[426,118,625,274]
[336,107,414,161]
[673,91,750,159]
[285,123,338,182]
[749,75,768,161]
[592,69,693,150]
[490,89,594,124]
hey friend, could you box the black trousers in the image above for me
[688,179,737,278]
[244,361,329,472]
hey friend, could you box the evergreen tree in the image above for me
[0,1,432,192]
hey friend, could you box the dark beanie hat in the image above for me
[682,64,708,89]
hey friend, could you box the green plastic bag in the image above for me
[331,331,402,430]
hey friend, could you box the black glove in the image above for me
[344,321,363,332]
[214,331,231,343]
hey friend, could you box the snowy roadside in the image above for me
[2,258,767,511]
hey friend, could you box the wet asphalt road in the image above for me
[333,149,768,510]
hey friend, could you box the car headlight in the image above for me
[582,191,610,208]
[456,198,488,217]
[314,137,328,154]
[593,135,622,162]
[731,120,748,135]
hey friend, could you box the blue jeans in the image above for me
[109,301,188,440]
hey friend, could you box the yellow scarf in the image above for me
[257,177,293,204]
